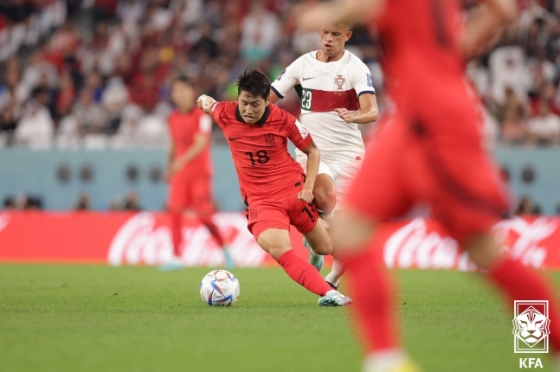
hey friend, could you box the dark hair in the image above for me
[237,69,270,100]
[172,75,196,88]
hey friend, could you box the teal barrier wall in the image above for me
[495,147,560,214]
[0,147,243,212]
[1,146,559,213]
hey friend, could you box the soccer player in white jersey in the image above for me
[270,22,378,289]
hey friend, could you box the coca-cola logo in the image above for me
[384,218,475,271]
[107,212,265,267]
[493,217,556,268]
[0,213,10,233]
[384,217,556,271]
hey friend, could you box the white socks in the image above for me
[325,259,345,287]
[362,349,408,372]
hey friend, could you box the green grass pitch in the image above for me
[1,265,559,372]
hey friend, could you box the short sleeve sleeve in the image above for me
[271,57,302,99]
[351,60,376,97]
[287,117,313,151]
[210,102,225,129]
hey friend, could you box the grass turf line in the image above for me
[0,265,559,372]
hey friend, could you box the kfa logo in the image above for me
[335,75,345,90]
[519,358,543,368]
[513,300,550,353]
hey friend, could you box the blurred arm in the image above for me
[460,0,517,58]
[174,133,209,170]
[298,0,385,31]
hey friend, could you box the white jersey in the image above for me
[271,50,375,160]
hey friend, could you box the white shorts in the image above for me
[295,150,363,209]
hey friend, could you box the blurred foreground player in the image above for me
[271,21,378,288]
[197,69,351,306]
[300,0,560,371]
[162,76,234,271]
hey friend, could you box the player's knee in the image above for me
[314,187,336,212]
[266,244,291,260]
[257,234,291,260]
[312,239,333,255]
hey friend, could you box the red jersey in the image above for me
[375,0,465,111]
[168,107,212,178]
[210,102,312,203]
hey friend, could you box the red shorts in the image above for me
[347,110,509,243]
[247,191,319,240]
[168,175,214,215]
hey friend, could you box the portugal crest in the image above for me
[335,75,345,90]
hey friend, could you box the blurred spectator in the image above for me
[527,98,560,145]
[123,190,141,211]
[3,196,15,210]
[240,0,280,62]
[14,92,54,148]
[101,77,128,134]
[128,48,162,111]
[74,193,91,210]
[12,193,43,210]
[515,196,540,215]
[190,21,219,60]
[489,40,532,104]
[21,48,58,97]
[499,87,530,120]
[56,70,76,119]
[500,107,528,145]
[72,88,107,135]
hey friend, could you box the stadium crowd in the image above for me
[2,0,560,149]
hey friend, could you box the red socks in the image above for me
[200,216,226,247]
[343,245,401,353]
[171,213,227,258]
[276,250,333,296]
[488,256,560,353]
[171,211,182,257]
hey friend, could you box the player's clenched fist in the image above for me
[197,94,216,112]
[335,108,354,123]
[297,189,314,203]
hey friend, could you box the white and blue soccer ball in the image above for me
[200,270,240,306]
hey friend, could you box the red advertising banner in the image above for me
[0,212,559,270]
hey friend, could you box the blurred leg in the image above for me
[465,233,560,353]
[332,209,402,353]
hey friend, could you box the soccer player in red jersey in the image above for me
[300,0,560,371]
[197,69,351,306]
[162,76,234,271]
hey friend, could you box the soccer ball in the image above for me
[200,270,240,306]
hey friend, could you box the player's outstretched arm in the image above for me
[335,93,378,124]
[297,0,385,31]
[460,0,517,59]
[197,94,218,115]
[298,141,320,203]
